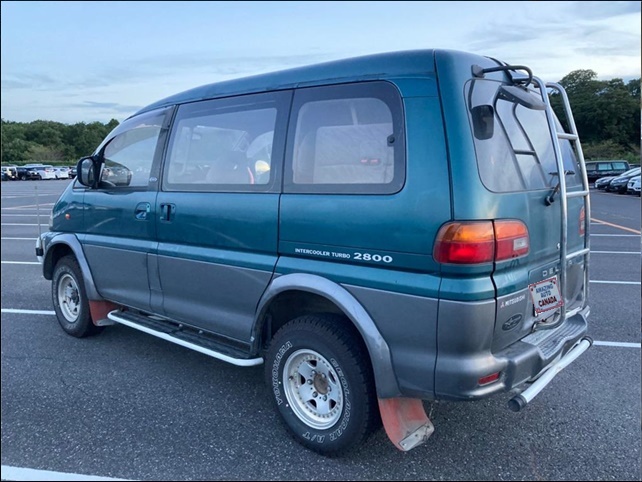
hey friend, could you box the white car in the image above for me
[54,167,70,179]
[626,175,640,196]
[23,164,57,180]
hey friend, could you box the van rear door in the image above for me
[464,76,588,349]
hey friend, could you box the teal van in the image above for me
[37,49,592,455]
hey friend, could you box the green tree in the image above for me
[551,70,641,156]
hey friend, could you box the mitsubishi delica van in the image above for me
[36,49,592,455]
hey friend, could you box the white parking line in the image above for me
[2,309,56,315]
[590,280,641,285]
[1,214,43,216]
[0,465,130,481]
[593,341,641,348]
[591,234,640,237]
[591,251,641,254]
[2,203,55,209]
[1,223,49,226]
[1,261,40,265]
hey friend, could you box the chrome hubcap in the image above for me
[57,273,80,323]
[282,349,343,430]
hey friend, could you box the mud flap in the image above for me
[89,300,119,326]
[378,397,435,451]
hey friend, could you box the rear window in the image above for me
[466,79,582,193]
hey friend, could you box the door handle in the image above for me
[134,202,151,220]
[160,203,176,222]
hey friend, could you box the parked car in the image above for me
[585,160,630,182]
[53,167,71,179]
[37,49,592,456]
[69,166,77,179]
[23,164,57,180]
[1,170,7,181]
[594,176,616,190]
[626,175,640,196]
[606,167,641,193]
[15,166,40,180]
[1,165,18,180]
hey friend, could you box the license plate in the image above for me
[529,276,564,316]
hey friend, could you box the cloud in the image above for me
[1,72,60,91]
[569,1,640,20]
[73,101,143,113]
[2,52,333,98]
[469,2,640,77]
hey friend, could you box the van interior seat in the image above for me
[205,150,253,184]
[311,123,394,184]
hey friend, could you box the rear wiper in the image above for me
[545,170,575,206]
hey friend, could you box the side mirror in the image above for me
[76,156,98,188]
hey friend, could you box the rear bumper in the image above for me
[434,304,589,401]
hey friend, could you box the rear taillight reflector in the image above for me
[434,220,529,264]
[478,372,501,386]
[494,220,529,261]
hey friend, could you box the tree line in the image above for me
[1,69,640,166]
[550,69,640,164]
[1,118,120,165]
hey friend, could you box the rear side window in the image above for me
[597,163,613,171]
[163,91,290,192]
[467,79,582,193]
[612,162,628,170]
[285,81,405,194]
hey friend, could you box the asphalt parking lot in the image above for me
[1,180,640,481]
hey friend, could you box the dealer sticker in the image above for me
[529,276,564,316]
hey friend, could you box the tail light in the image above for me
[579,207,585,237]
[434,220,529,264]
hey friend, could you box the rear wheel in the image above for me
[265,314,379,456]
[52,255,102,337]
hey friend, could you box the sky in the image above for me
[1,1,640,124]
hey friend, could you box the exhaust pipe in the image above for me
[508,336,593,412]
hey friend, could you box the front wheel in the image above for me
[265,314,379,456]
[52,255,102,337]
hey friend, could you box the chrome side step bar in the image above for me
[107,311,264,367]
[508,336,593,412]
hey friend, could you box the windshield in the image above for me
[466,79,582,193]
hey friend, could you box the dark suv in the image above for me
[16,167,40,180]
[585,160,630,182]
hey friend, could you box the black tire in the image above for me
[52,255,102,337]
[265,314,380,456]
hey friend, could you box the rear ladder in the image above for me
[532,77,590,330]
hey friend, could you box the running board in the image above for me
[107,310,263,367]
